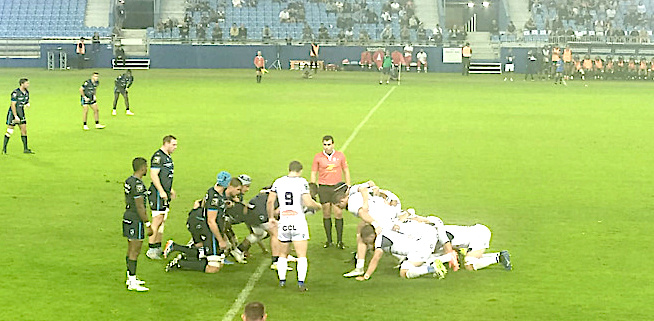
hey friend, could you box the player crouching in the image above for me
[355,224,447,281]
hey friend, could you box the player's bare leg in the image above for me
[343,221,366,277]
[462,248,509,271]
[322,203,333,248]
[2,125,13,154]
[90,104,105,129]
[123,92,133,115]
[82,105,90,130]
[147,213,165,259]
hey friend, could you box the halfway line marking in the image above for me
[221,86,395,320]
[341,86,396,152]
[221,261,268,321]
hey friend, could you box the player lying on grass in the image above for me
[333,181,405,277]
[163,172,242,273]
[396,211,512,271]
[355,224,447,280]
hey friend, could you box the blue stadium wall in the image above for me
[1,43,534,73]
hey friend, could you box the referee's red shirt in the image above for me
[312,151,348,185]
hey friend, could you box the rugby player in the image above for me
[122,157,153,291]
[112,69,134,116]
[79,72,105,130]
[310,135,351,249]
[356,224,447,280]
[165,172,243,273]
[3,78,34,154]
[147,135,177,259]
[267,161,322,291]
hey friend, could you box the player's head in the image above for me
[226,177,243,197]
[257,50,261,56]
[132,157,147,175]
[19,78,29,89]
[360,224,377,245]
[91,72,99,82]
[322,135,334,153]
[288,160,303,174]
[332,184,349,209]
[126,69,132,74]
[238,174,252,193]
[162,135,178,154]
[216,171,232,187]
[242,301,266,321]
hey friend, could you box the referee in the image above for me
[310,135,350,249]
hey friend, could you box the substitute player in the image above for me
[503,50,515,81]
[3,78,34,154]
[79,72,105,130]
[147,135,177,259]
[310,135,350,249]
[416,49,427,73]
[403,43,413,71]
[123,157,153,291]
[267,161,321,291]
[254,51,266,83]
[112,69,134,116]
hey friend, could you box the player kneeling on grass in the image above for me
[164,172,242,273]
[122,157,153,291]
[355,224,447,281]
[435,222,512,271]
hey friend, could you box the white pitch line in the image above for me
[220,86,396,321]
[341,86,396,152]
[221,261,268,321]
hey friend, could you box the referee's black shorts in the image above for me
[318,183,344,204]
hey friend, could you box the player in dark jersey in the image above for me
[146,135,178,259]
[123,157,153,291]
[3,78,34,154]
[112,69,134,116]
[79,72,105,130]
[164,172,243,273]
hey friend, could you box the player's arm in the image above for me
[266,191,277,222]
[149,168,167,200]
[134,195,153,235]
[10,101,19,121]
[357,249,383,281]
[206,209,227,248]
[302,193,321,210]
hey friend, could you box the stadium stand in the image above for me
[149,0,434,43]
[0,0,111,39]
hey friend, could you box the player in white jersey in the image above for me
[334,181,403,277]
[355,224,447,280]
[267,161,321,292]
[433,222,512,271]
[416,49,428,72]
[403,44,414,71]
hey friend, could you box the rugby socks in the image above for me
[323,218,332,243]
[405,265,431,279]
[2,135,8,152]
[21,135,28,150]
[126,257,137,276]
[237,240,251,253]
[272,255,279,263]
[356,258,365,269]
[335,218,344,243]
[178,258,208,271]
[149,242,161,250]
[276,257,288,281]
[172,243,200,259]
[297,257,308,282]
[256,75,261,83]
[466,253,499,270]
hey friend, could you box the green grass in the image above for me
[1,68,652,320]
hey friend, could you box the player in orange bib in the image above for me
[310,135,351,249]
[254,51,265,83]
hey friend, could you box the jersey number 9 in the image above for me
[285,192,293,205]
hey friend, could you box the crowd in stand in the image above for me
[524,0,654,42]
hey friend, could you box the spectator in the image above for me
[318,23,330,41]
[381,24,394,42]
[337,29,346,44]
[507,21,516,35]
[179,22,189,41]
[262,25,272,42]
[197,23,207,42]
[115,0,126,29]
[491,19,499,35]
[232,0,242,7]
[115,45,126,66]
[400,26,410,42]
[345,27,354,42]
[212,24,223,43]
[92,32,100,53]
[230,23,239,40]
[524,18,536,31]
[381,11,391,24]
[239,24,248,40]
[241,301,266,321]
[279,9,290,22]
[302,23,314,42]
[417,24,427,42]
[359,29,370,44]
